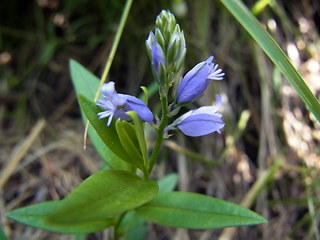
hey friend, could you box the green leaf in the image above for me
[69,59,100,100]
[7,170,158,234]
[69,59,131,171]
[6,201,114,234]
[220,0,320,122]
[136,192,267,229]
[47,170,158,224]
[78,94,134,166]
[116,120,144,170]
[157,173,178,193]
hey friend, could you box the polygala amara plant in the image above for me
[6,9,267,239]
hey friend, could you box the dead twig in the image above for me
[0,119,46,189]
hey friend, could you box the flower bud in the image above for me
[145,31,155,59]
[152,42,165,73]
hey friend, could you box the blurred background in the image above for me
[1,0,320,239]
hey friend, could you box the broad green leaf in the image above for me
[220,0,320,122]
[78,94,134,165]
[157,173,178,193]
[47,170,158,223]
[69,59,100,100]
[136,192,267,229]
[69,59,131,171]
[116,120,144,170]
[6,201,114,234]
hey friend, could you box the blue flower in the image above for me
[176,56,225,103]
[166,95,225,137]
[97,82,153,126]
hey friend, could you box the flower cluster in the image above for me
[96,10,225,138]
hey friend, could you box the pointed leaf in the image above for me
[6,201,114,234]
[7,170,158,234]
[47,170,158,223]
[157,173,178,193]
[69,59,100,100]
[136,192,267,229]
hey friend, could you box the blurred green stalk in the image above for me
[220,0,320,122]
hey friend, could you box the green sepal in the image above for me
[174,48,186,73]
[155,28,165,50]
[126,111,149,173]
[166,39,179,67]
[115,119,144,171]
[140,86,148,105]
[159,62,167,86]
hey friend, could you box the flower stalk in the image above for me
[95,9,225,177]
[148,94,169,174]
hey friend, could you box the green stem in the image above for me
[148,95,169,174]
[95,0,133,101]
[84,0,133,146]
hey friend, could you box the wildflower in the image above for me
[166,95,225,137]
[97,82,153,126]
[176,56,225,103]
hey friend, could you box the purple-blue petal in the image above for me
[176,57,214,103]
[122,95,154,123]
[152,42,165,72]
[177,113,225,137]
[113,109,131,121]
